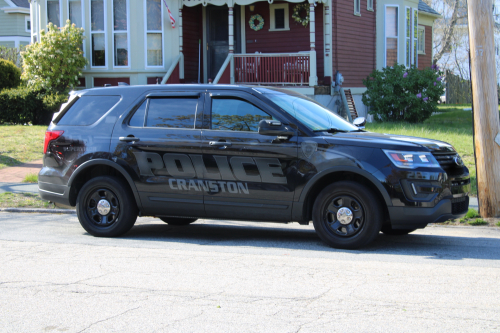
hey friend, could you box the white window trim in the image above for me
[269,3,289,31]
[384,5,399,67]
[46,0,62,27]
[354,0,361,16]
[25,16,31,33]
[144,0,165,69]
[367,0,373,11]
[112,0,131,68]
[418,25,425,55]
[405,6,410,67]
[67,0,86,67]
[90,0,108,69]
[412,8,418,68]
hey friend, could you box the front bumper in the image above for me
[388,196,469,229]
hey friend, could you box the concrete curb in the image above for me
[0,208,76,214]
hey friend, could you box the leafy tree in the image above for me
[362,64,444,123]
[0,46,24,68]
[21,20,86,94]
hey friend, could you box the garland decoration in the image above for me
[249,14,265,31]
[292,3,310,27]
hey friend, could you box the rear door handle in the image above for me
[209,141,231,147]
[119,136,140,142]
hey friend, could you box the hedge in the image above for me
[0,59,21,91]
[0,87,68,125]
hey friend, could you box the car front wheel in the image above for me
[312,181,383,249]
[76,176,138,237]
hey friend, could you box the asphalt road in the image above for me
[0,213,499,332]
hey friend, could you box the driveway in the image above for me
[0,213,499,332]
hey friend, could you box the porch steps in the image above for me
[344,89,358,120]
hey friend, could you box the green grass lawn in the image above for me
[0,125,47,169]
[366,104,499,196]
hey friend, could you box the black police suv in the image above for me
[39,85,470,249]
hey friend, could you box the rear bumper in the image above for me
[38,181,71,207]
[388,196,469,229]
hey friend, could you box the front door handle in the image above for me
[209,141,231,147]
[119,136,140,142]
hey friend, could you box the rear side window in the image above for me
[144,97,198,128]
[58,95,120,126]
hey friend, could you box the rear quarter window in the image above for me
[57,95,121,126]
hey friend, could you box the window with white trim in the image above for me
[113,0,130,67]
[269,3,289,31]
[47,0,61,26]
[405,7,410,67]
[385,6,398,67]
[90,0,106,67]
[413,8,418,67]
[367,0,373,11]
[354,0,361,15]
[69,0,85,59]
[145,0,163,67]
[25,17,31,33]
[417,26,425,54]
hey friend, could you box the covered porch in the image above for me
[162,0,333,90]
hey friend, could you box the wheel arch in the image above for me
[295,166,392,223]
[68,159,141,208]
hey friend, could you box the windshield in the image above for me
[260,89,359,132]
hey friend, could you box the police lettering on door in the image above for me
[133,152,287,194]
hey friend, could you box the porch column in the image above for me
[228,6,234,53]
[179,6,184,79]
[309,1,318,86]
[324,0,333,80]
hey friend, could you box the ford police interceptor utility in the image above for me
[39,85,470,249]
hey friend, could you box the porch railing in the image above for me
[213,52,315,86]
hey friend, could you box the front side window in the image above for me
[354,0,360,15]
[211,98,271,132]
[413,9,418,67]
[91,0,106,67]
[69,0,83,28]
[269,3,289,31]
[367,0,373,11]
[405,7,410,67]
[385,6,398,67]
[47,0,60,26]
[146,98,198,128]
[418,26,425,54]
[113,0,129,66]
[146,0,163,67]
[26,17,31,32]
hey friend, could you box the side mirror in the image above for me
[353,117,366,129]
[258,119,295,137]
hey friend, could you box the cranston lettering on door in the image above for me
[133,152,287,194]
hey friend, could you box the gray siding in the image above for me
[0,0,30,38]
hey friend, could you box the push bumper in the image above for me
[388,196,469,229]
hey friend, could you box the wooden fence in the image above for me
[445,70,500,104]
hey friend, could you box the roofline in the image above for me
[418,10,442,19]
[1,7,30,14]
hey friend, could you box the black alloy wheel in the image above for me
[159,217,198,226]
[76,176,138,237]
[312,181,383,249]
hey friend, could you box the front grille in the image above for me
[451,196,469,214]
[432,152,466,176]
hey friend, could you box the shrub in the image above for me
[362,64,444,123]
[21,20,86,94]
[0,45,24,68]
[0,87,67,125]
[0,59,21,91]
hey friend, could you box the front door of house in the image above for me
[206,5,229,81]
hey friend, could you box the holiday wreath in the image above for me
[292,3,310,27]
[249,14,264,31]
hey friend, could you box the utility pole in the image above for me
[467,0,500,217]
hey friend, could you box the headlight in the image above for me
[383,150,440,169]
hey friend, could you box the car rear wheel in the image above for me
[76,176,137,237]
[380,225,417,235]
[159,217,197,225]
[312,181,383,249]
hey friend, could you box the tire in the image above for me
[159,217,197,226]
[76,176,138,237]
[380,225,417,235]
[312,181,383,249]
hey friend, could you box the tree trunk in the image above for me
[468,0,500,217]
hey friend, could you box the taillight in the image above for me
[44,130,64,154]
